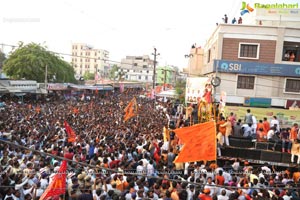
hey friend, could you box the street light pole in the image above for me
[152,48,159,89]
[184,54,193,76]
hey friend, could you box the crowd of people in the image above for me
[214,108,300,160]
[0,89,300,200]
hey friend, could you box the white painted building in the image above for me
[120,55,154,83]
[71,43,109,77]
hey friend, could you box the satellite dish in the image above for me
[75,74,80,80]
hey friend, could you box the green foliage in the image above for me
[175,79,186,104]
[109,64,119,80]
[3,42,76,83]
[0,51,6,69]
[83,71,95,80]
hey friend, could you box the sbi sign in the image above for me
[220,62,242,71]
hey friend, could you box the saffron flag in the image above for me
[173,121,216,163]
[64,121,76,143]
[39,160,67,200]
[124,97,138,122]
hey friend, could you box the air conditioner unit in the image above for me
[244,97,250,106]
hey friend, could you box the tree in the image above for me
[175,79,186,104]
[0,51,6,69]
[109,64,119,80]
[3,42,76,83]
[83,71,95,80]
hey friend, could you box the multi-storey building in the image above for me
[156,66,178,86]
[120,55,154,83]
[71,43,109,77]
[201,6,300,108]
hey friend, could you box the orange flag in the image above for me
[64,121,76,143]
[174,121,216,163]
[124,97,138,122]
[39,160,67,200]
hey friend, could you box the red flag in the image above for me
[174,121,216,163]
[39,160,67,200]
[64,121,76,143]
[124,97,138,122]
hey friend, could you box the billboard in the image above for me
[185,77,210,104]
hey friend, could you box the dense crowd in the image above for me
[0,89,300,200]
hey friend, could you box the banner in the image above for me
[185,77,210,104]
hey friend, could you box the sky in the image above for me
[0,0,298,70]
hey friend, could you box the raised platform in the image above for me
[220,147,294,167]
[220,136,296,167]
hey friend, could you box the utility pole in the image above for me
[163,67,167,91]
[152,48,159,89]
[45,65,48,91]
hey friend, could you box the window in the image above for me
[239,43,259,59]
[134,63,138,66]
[237,75,255,89]
[285,79,300,93]
[146,70,149,73]
[207,49,211,63]
[138,75,141,79]
[282,41,300,62]
[145,76,148,80]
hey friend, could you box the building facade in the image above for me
[202,24,300,108]
[185,46,204,76]
[120,55,154,83]
[156,66,177,86]
[71,43,109,78]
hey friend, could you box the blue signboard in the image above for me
[249,98,272,108]
[213,60,300,77]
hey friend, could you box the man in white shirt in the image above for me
[270,116,280,132]
[217,189,229,200]
[204,177,217,196]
